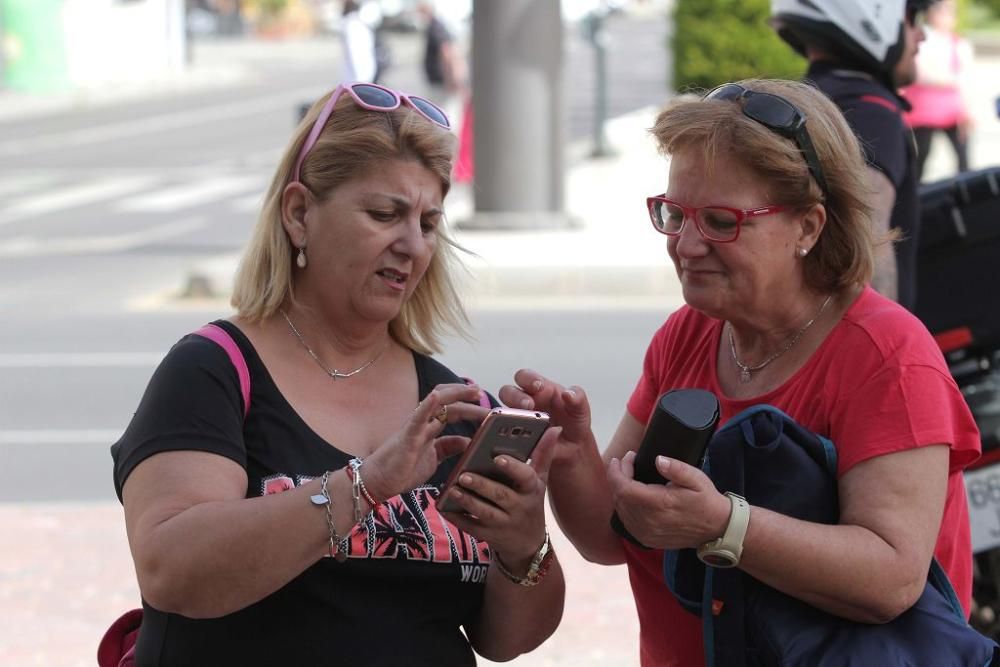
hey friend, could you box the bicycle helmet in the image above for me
[771,0,935,87]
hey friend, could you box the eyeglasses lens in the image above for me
[706,84,744,102]
[409,97,450,128]
[742,94,798,130]
[698,208,740,241]
[352,83,398,108]
[652,201,739,242]
[653,200,683,233]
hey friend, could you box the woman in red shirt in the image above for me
[500,77,980,666]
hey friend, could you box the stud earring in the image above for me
[296,246,307,269]
[798,247,809,258]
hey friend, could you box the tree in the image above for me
[673,0,804,92]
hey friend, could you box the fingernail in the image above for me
[451,489,463,499]
[495,456,507,467]
[460,474,472,485]
[565,389,576,397]
[610,457,619,466]
[532,379,543,391]
[520,399,532,409]
[656,455,670,469]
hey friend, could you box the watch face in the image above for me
[701,552,736,568]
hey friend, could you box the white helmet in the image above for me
[770,0,931,84]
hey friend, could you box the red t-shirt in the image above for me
[625,287,980,667]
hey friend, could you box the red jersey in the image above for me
[625,287,980,666]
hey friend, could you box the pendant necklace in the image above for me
[281,310,387,381]
[728,294,834,385]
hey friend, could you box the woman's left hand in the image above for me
[442,427,561,563]
[607,451,732,550]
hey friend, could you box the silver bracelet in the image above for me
[310,470,347,562]
[347,458,364,524]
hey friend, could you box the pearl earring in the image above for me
[296,247,307,269]
[798,247,808,258]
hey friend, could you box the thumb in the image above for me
[530,426,561,483]
[654,456,707,490]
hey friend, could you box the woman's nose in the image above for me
[392,217,425,255]
[673,216,709,256]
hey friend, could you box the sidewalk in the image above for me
[0,503,639,667]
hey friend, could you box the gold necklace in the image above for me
[728,294,834,384]
[281,310,387,381]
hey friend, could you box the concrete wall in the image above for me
[1,0,185,92]
[62,0,185,88]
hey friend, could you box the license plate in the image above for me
[965,465,1000,553]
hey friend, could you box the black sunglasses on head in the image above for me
[704,83,830,197]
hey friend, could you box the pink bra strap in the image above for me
[462,377,492,409]
[194,324,250,419]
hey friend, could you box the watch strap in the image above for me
[493,531,554,587]
[696,492,750,568]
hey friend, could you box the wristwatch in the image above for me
[493,531,555,587]
[696,492,750,568]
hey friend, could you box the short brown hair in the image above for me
[231,90,467,355]
[651,79,879,292]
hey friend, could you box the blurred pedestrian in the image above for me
[771,0,931,311]
[416,1,472,182]
[340,0,377,83]
[417,1,467,121]
[902,0,975,179]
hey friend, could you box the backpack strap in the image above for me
[193,323,250,420]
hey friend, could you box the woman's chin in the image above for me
[681,285,726,318]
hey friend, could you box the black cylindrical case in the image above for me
[611,388,720,548]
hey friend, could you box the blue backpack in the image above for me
[663,404,999,667]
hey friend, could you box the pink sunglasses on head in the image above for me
[292,81,451,184]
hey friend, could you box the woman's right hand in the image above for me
[499,369,594,465]
[363,383,488,502]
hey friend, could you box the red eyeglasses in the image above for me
[646,195,791,243]
[292,82,450,184]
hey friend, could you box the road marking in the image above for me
[0,217,205,257]
[230,192,265,213]
[0,429,123,445]
[0,173,53,198]
[0,86,325,158]
[116,174,262,213]
[0,353,163,367]
[0,175,157,227]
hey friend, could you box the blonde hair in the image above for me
[652,78,880,292]
[231,90,467,355]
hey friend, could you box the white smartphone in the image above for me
[437,407,550,513]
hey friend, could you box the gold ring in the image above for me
[434,405,448,425]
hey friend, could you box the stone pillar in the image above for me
[462,0,571,229]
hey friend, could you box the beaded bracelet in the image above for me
[310,470,347,562]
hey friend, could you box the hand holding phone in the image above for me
[438,407,550,513]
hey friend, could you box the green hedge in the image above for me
[673,0,805,92]
[975,0,1000,18]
